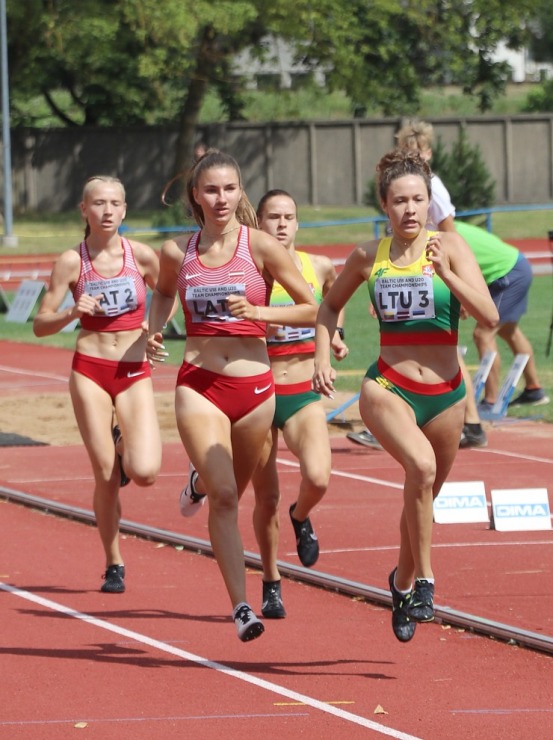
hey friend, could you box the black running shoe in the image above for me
[233,602,265,642]
[388,569,416,643]
[289,503,319,567]
[346,429,383,449]
[112,426,130,487]
[262,580,287,619]
[408,578,435,622]
[459,425,488,448]
[508,387,550,407]
[101,564,125,593]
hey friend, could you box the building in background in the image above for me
[494,40,553,83]
[233,37,327,90]
[234,36,553,90]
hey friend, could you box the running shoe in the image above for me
[179,463,206,517]
[112,425,130,487]
[508,388,550,407]
[477,399,494,413]
[261,580,287,619]
[408,578,435,622]
[459,425,488,448]
[233,602,265,642]
[101,564,125,593]
[346,429,383,449]
[388,569,416,642]
[289,503,319,567]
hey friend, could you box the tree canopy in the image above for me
[6,0,545,173]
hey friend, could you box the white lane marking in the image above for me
[1,582,421,739]
[320,539,553,555]
[277,458,404,490]
[0,364,68,383]
[0,363,175,385]
[470,448,553,464]
[0,712,308,728]
[4,462,405,490]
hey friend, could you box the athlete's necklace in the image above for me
[392,228,426,251]
[393,237,414,248]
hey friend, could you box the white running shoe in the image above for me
[179,463,207,517]
[233,602,265,642]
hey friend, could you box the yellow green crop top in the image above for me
[267,251,322,357]
[367,234,460,346]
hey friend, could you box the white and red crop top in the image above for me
[177,226,270,337]
[72,238,147,332]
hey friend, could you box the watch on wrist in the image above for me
[337,327,345,340]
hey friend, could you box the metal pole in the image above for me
[0,0,17,247]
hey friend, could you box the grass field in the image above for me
[6,205,553,255]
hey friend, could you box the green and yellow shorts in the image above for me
[365,357,465,428]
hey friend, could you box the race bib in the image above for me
[186,283,245,323]
[267,280,317,343]
[375,274,435,322]
[268,325,315,343]
[85,275,137,316]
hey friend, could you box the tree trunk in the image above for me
[172,30,214,178]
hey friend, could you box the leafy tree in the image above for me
[8,1,166,127]
[521,0,553,112]
[6,0,542,176]
[287,0,541,115]
[7,0,270,173]
[430,129,495,212]
[523,81,553,112]
[527,0,553,63]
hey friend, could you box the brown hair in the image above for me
[376,149,432,204]
[256,189,298,220]
[81,175,125,239]
[162,149,258,229]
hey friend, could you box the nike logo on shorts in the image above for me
[254,384,272,395]
[127,370,146,378]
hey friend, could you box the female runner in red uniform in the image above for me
[147,151,317,641]
[34,175,163,594]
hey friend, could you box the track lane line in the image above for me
[1,582,421,739]
[278,458,404,489]
[469,448,553,464]
[321,539,553,555]
[0,364,68,383]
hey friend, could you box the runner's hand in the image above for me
[146,331,169,366]
[313,360,336,398]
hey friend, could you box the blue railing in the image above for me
[454,203,553,232]
[119,203,553,239]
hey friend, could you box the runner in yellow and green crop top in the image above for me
[314,149,498,643]
[251,189,348,618]
[368,230,460,346]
